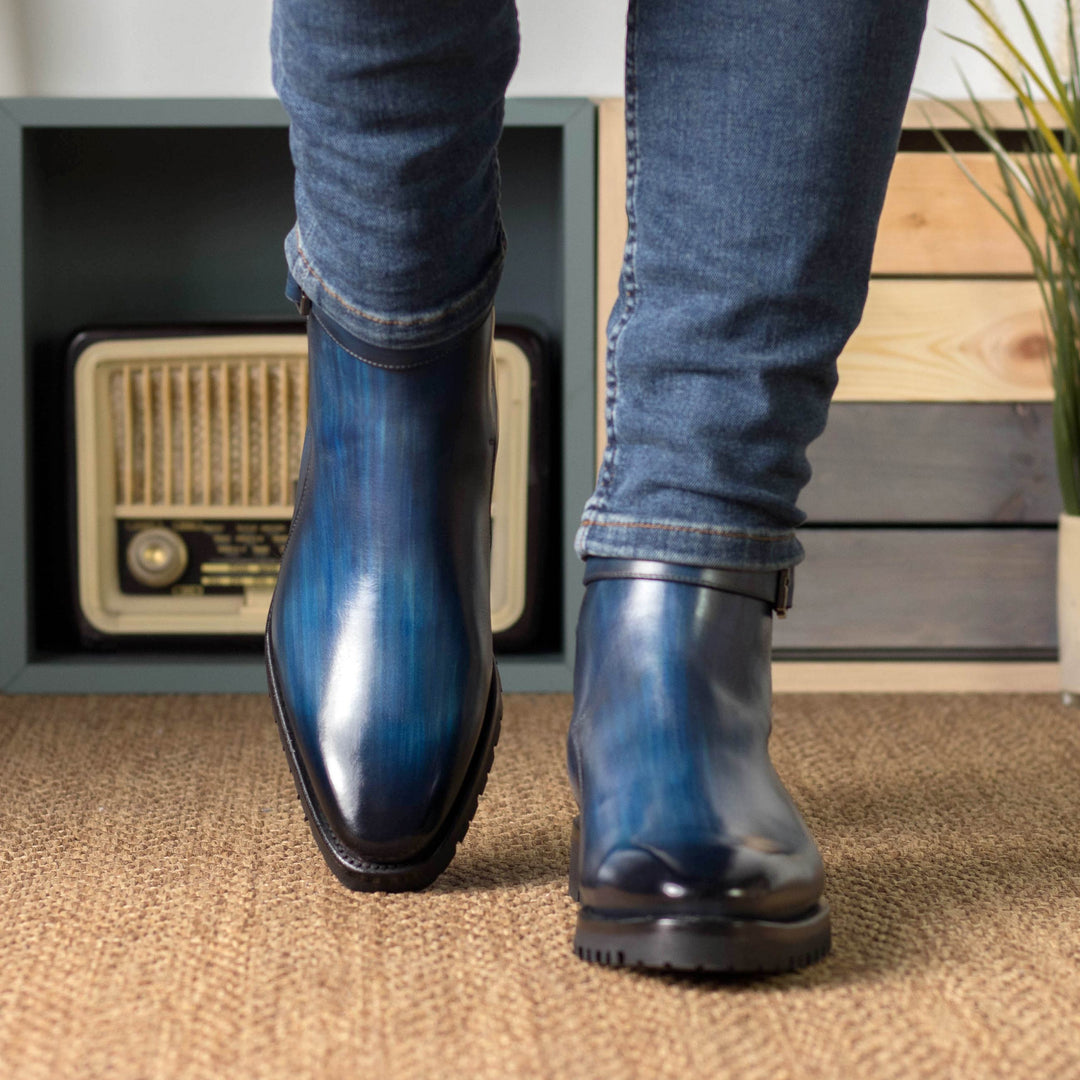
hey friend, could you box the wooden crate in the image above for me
[593,98,1059,691]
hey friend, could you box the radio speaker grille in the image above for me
[110,355,308,513]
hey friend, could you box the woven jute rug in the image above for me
[1,690,1078,1080]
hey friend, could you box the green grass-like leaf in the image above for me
[925,0,1080,514]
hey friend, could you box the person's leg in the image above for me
[267,0,519,891]
[271,0,519,349]
[569,0,929,971]
[579,0,927,571]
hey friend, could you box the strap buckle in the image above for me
[285,273,313,316]
[774,567,793,619]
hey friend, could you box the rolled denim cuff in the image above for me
[284,224,505,351]
[574,513,805,574]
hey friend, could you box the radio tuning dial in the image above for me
[127,527,189,588]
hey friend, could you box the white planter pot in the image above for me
[1059,512,1080,704]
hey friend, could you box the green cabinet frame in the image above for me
[0,97,596,693]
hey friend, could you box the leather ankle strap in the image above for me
[582,558,793,617]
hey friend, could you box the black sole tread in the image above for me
[573,937,831,975]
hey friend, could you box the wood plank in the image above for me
[772,528,1057,651]
[902,98,1065,132]
[837,279,1052,401]
[596,95,1063,139]
[803,403,1059,523]
[874,152,1040,274]
[772,660,1060,693]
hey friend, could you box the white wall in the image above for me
[0,0,1067,101]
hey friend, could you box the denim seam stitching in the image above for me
[589,0,640,519]
[579,519,794,542]
[295,226,505,331]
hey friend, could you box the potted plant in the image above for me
[926,0,1080,702]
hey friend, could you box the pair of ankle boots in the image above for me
[266,299,831,973]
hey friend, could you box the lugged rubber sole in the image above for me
[569,818,831,974]
[265,614,502,893]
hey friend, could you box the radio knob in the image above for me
[127,527,189,588]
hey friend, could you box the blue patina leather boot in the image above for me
[266,292,501,891]
[567,558,830,972]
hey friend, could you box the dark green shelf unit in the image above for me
[0,97,596,693]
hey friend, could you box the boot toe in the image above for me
[316,786,438,865]
[300,705,475,866]
[582,837,824,921]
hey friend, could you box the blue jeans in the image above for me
[271,0,928,572]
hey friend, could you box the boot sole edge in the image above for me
[569,817,831,974]
[572,903,831,975]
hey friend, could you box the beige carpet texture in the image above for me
[2,690,1079,1080]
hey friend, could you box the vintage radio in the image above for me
[71,324,549,650]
